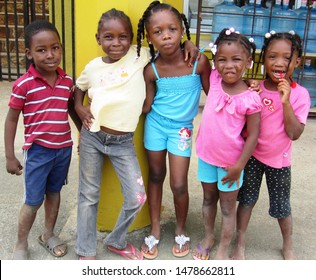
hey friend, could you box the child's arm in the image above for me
[4,108,23,175]
[68,97,82,131]
[197,53,211,94]
[142,64,156,113]
[221,112,260,188]
[73,86,94,130]
[278,79,305,140]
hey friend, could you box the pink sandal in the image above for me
[107,243,143,260]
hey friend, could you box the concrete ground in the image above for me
[0,80,315,261]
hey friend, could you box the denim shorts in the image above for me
[144,110,193,157]
[238,156,291,218]
[23,143,72,206]
[197,157,244,192]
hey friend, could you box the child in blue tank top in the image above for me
[136,1,211,259]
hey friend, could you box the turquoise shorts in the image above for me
[144,110,193,157]
[197,157,244,192]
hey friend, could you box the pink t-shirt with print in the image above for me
[253,80,310,168]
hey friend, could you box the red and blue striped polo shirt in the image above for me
[9,64,74,150]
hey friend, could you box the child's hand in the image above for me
[278,78,291,103]
[75,105,94,130]
[246,79,261,93]
[6,157,23,175]
[221,166,241,188]
[183,40,201,67]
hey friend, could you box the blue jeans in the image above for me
[75,128,146,257]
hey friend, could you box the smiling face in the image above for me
[96,18,132,63]
[214,41,252,85]
[145,10,184,56]
[264,39,301,83]
[25,30,62,77]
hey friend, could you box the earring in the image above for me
[249,61,254,69]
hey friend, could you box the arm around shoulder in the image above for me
[197,53,211,94]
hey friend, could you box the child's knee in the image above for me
[21,203,41,216]
[171,184,188,197]
[149,171,166,185]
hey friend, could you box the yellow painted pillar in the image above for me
[74,0,157,232]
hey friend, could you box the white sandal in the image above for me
[141,235,159,259]
[173,234,190,257]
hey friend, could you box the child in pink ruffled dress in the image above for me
[193,28,262,260]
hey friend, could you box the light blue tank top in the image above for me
[150,60,202,123]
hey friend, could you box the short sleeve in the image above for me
[9,79,27,110]
[246,92,262,115]
[75,64,91,92]
[291,85,311,125]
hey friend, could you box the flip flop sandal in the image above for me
[107,243,143,260]
[192,243,211,260]
[141,235,159,260]
[38,235,68,257]
[172,234,190,258]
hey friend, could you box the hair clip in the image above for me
[288,30,295,35]
[249,37,254,43]
[265,30,276,39]
[225,27,235,36]
[209,42,217,55]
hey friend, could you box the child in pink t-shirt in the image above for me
[231,31,311,260]
[193,28,262,260]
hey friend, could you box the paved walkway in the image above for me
[0,81,315,261]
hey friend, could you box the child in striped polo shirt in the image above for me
[5,20,81,260]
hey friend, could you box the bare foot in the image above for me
[214,253,230,260]
[14,241,28,252]
[282,248,296,260]
[230,244,246,260]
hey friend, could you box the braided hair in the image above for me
[214,28,256,67]
[255,31,303,78]
[136,0,190,61]
[212,28,257,78]
[97,8,133,42]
